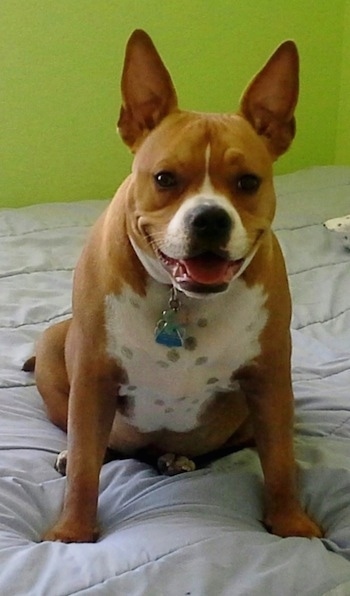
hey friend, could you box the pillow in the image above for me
[324,214,350,249]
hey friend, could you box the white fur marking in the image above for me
[104,280,267,433]
[164,142,250,261]
[128,234,171,284]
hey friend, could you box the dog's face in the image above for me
[128,112,275,296]
[118,31,299,297]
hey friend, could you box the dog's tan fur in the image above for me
[25,30,322,542]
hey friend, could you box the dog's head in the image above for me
[118,30,299,297]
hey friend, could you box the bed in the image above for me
[1,165,350,595]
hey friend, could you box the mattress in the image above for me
[1,165,350,595]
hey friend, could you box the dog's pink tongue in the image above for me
[180,254,240,285]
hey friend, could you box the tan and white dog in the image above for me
[24,30,322,542]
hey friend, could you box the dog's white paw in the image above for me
[157,453,196,476]
[55,450,68,475]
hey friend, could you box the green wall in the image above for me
[1,0,348,207]
[336,0,350,163]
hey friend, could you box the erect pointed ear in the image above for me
[117,30,178,151]
[239,41,299,159]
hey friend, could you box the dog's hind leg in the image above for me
[34,319,71,432]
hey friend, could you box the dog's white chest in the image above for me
[104,281,268,433]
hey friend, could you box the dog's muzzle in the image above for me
[157,204,245,294]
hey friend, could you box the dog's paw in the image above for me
[55,450,68,475]
[42,521,99,543]
[157,453,196,476]
[264,508,323,539]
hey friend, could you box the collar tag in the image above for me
[154,287,186,348]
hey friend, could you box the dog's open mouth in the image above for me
[157,249,244,292]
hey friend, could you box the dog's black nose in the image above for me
[187,205,232,242]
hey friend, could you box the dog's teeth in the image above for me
[173,263,189,283]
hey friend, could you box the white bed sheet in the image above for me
[1,166,350,595]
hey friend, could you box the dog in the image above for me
[23,30,322,542]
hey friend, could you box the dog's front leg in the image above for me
[244,364,323,539]
[43,358,118,543]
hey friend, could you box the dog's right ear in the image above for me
[118,30,178,151]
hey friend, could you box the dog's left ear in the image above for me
[118,30,178,151]
[240,41,299,159]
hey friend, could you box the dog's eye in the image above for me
[154,171,178,189]
[237,174,261,194]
